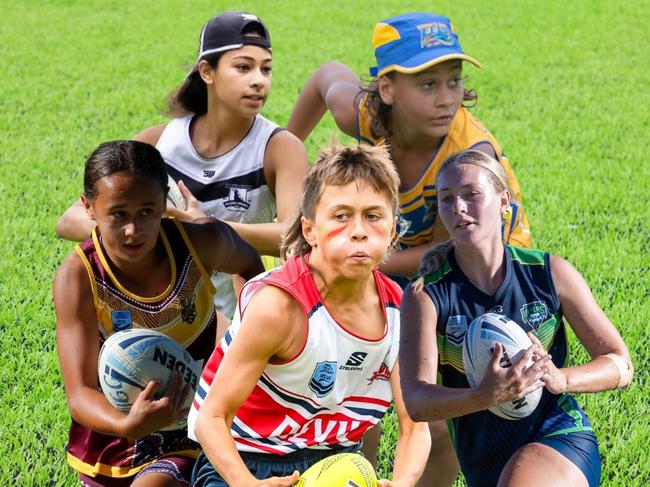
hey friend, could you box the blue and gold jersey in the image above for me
[421,246,593,486]
[357,99,531,256]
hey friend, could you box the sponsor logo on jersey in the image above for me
[520,300,549,331]
[224,184,251,211]
[339,351,368,371]
[203,170,215,178]
[417,22,454,49]
[367,362,391,384]
[446,315,467,346]
[111,310,132,331]
[309,361,337,397]
[180,296,197,324]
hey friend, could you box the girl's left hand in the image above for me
[529,333,567,394]
[165,180,207,221]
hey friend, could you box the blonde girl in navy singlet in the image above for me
[399,150,633,487]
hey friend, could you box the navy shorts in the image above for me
[79,455,194,486]
[536,430,601,487]
[192,445,361,487]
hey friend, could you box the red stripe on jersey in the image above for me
[340,396,392,407]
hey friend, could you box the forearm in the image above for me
[56,205,94,241]
[287,70,329,140]
[68,387,129,437]
[404,382,488,422]
[196,415,256,487]
[380,244,432,278]
[391,423,430,487]
[562,354,633,393]
[227,221,284,257]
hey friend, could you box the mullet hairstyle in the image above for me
[281,142,400,259]
[412,149,516,292]
[83,140,168,201]
[356,76,477,140]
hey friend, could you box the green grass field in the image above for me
[1,0,648,485]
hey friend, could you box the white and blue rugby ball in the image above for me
[98,328,203,430]
[462,313,542,420]
[166,175,187,210]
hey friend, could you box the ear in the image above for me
[80,194,96,221]
[301,216,317,248]
[499,190,511,216]
[198,60,215,85]
[378,75,394,106]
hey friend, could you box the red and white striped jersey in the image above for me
[188,254,402,455]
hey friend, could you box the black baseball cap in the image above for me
[197,11,271,60]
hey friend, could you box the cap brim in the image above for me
[378,52,482,77]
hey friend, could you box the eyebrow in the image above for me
[107,201,158,210]
[328,204,387,211]
[437,183,480,192]
[231,55,272,62]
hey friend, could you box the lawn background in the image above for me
[1,0,648,485]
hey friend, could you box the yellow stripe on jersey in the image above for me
[66,450,199,478]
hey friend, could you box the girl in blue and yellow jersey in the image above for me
[287,12,531,485]
[53,140,264,487]
[399,150,632,487]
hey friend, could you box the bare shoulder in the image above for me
[240,283,307,358]
[246,283,304,325]
[132,124,167,146]
[53,250,93,311]
[263,130,308,196]
[265,130,308,163]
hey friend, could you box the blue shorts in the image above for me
[192,445,361,487]
[536,430,601,487]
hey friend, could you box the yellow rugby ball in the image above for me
[297,453,377,487]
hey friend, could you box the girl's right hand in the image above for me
[165,180,207,222]
[475,342,550,409]
[121,373,189,440]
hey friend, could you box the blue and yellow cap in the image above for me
[370,13,481,78]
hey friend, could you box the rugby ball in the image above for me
[297,453,377,487]
[462,313,542,420]
[166,175,187,210]
[98,328,203,430]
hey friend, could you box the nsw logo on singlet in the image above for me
[223,184,251,211]
[339,352,368,371]
[309,361,337,397]
[520,300,549,331]
[111,310,132,331]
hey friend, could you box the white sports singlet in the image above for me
[188,255,402,455]
[156,114,281,317]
